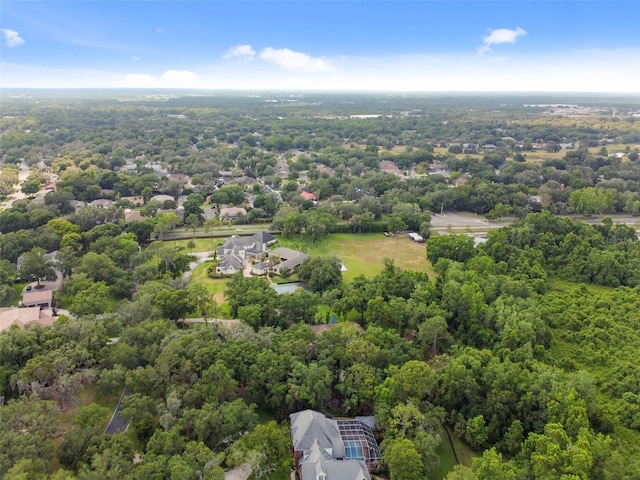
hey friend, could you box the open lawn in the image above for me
[0,282,26,307]
[432,425,459,479]
[275,232,435,282]
[189,261,228,306]
[170,238,222,253]
[450,428,477,467]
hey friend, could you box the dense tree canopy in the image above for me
[1,92,639,479]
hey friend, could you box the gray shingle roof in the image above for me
[217,254,242,273]
[290,410,345,459]
[300,440,370,480]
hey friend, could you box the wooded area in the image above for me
[1,91,639,480]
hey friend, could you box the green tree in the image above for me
[154,288,198,323]
[68,283,112,317]
[472,448,518,480]
[21,179,41,196]
[18,247,56,286]
[383,437,424,480]
[229,421,293,480]
[183,193,205,223]
[465,415,489,450]
[285,362,333,410]
[387,215,408,234]
[426,234,476,263]
[296,255,342,293]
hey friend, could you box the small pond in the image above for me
[271,282,309,295]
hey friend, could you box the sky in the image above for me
[1,1,639,93]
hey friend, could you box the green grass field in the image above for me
[170,237,222,253]
[275,232,435,282]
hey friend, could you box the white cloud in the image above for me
[161,69,199,84]
[131,56,140,62]
[3,46,639,93]
[1,29,25,48]
[259,47,335,73]
[223,44,256,60]
[155,27,165,34]
[121,74,159,88]
[479,27,526,54]
[119,70,199,88]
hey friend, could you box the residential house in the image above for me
[290,410,380,480]
[88,199,114,209]
[22,289,53,309]
[451,177,469,187]
[124,209,144,223]
[379,160,403,177]
[150,194,175,205]
[16,251,57,272]
[202,207,217,220]
[100,189,116,199]
[275,160,290,179]
[217,230,277,265]
[250,261,270,276]
[215,255,243,275]
[0,307,55,332]
[315,163,336,177]
[120,196,145,206]
[144,163,168,177]
[270,247,309,275]
[300,191,318,202]
[299,441,370,480]
[219,207,247,221]
[168,173,191,184]
[69,200,86,211]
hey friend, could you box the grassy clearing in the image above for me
[275,232,435,281]
[189,261,228,306]
[450,428,478,467]
[0,282,26,307]
[170,238,222,253]
[432,425,459,479]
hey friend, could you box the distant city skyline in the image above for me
[1,1,639,92]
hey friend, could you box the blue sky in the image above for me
[1,1,639,92]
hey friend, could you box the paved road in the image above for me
[183,317,240,325]
[430,211,640,234]
[181,250,216,281]
[104,386,131,435]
